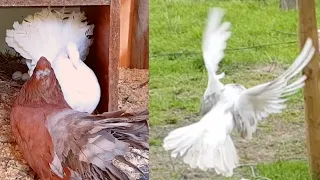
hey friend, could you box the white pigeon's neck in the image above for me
[205,74,218,96]
[70,58,81,69]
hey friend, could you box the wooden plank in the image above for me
[108,0,121,111]
[128,0,149,69]
[119,0,149,69]
[298,0,320,179]
[0,0,110,6]
[120,0,132,68]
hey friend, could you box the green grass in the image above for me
[149,0,318,179]
[257,161,310,180]
[149,0,318,126]
[150,0,310,63]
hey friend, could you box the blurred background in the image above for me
[149,0,319,179]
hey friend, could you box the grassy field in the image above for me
[149,0,320,179]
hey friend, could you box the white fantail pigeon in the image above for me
[5,8,101,114]
[163,7,315,177]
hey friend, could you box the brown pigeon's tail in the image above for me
[92,109,149,180]
[46,108,149,180]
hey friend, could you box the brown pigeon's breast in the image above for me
[10,106,58,180]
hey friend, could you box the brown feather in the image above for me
[11,57,149,180]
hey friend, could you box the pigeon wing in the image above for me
[200,8,232,116]
[233,38,315,138]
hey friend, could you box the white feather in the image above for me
[6,7,100,114]
[202,7,230,97]
[163,104,238,177]
[6,7,94,73]
[163,7,315,177]
[49,152,64,178]
[53,43,101,113]
[234,38,315,138]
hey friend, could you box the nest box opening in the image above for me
[0,0,121,114]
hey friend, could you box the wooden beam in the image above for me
[298,0,320,179]
[121,0,149,69]
[129,0,149,69]
[108,0,121,111]
[120,0,132,68]
[0,0,110,6]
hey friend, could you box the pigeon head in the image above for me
[13,56,70,108]
[67,42,81,69]
[33,57,53,79]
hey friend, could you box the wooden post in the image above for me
[108,0,121,111]
[128,0,149,69]
[298,0,320,179]
[120,0,132,68]
[120,0,149,69]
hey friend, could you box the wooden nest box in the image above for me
[0,0,138,113]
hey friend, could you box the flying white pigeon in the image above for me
[5,7,101,114]
[163,7,315,177]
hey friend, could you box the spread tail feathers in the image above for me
[5,7,93,73]
[163,109,238,177]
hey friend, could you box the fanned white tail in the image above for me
[5,7,94,75]
[163,104,239,177]
[6,7,101,114]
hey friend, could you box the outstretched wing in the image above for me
[233,38,315,139]
[200,7,231,116]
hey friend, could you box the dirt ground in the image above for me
[0,54,149,180]
[118,67,149,112]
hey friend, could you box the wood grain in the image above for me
[108,0,121,111]
[120,0,132,68]
[0,0,110,6]
[128,0,149,69]
[298,0,320,179]
[120,0,149,69]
